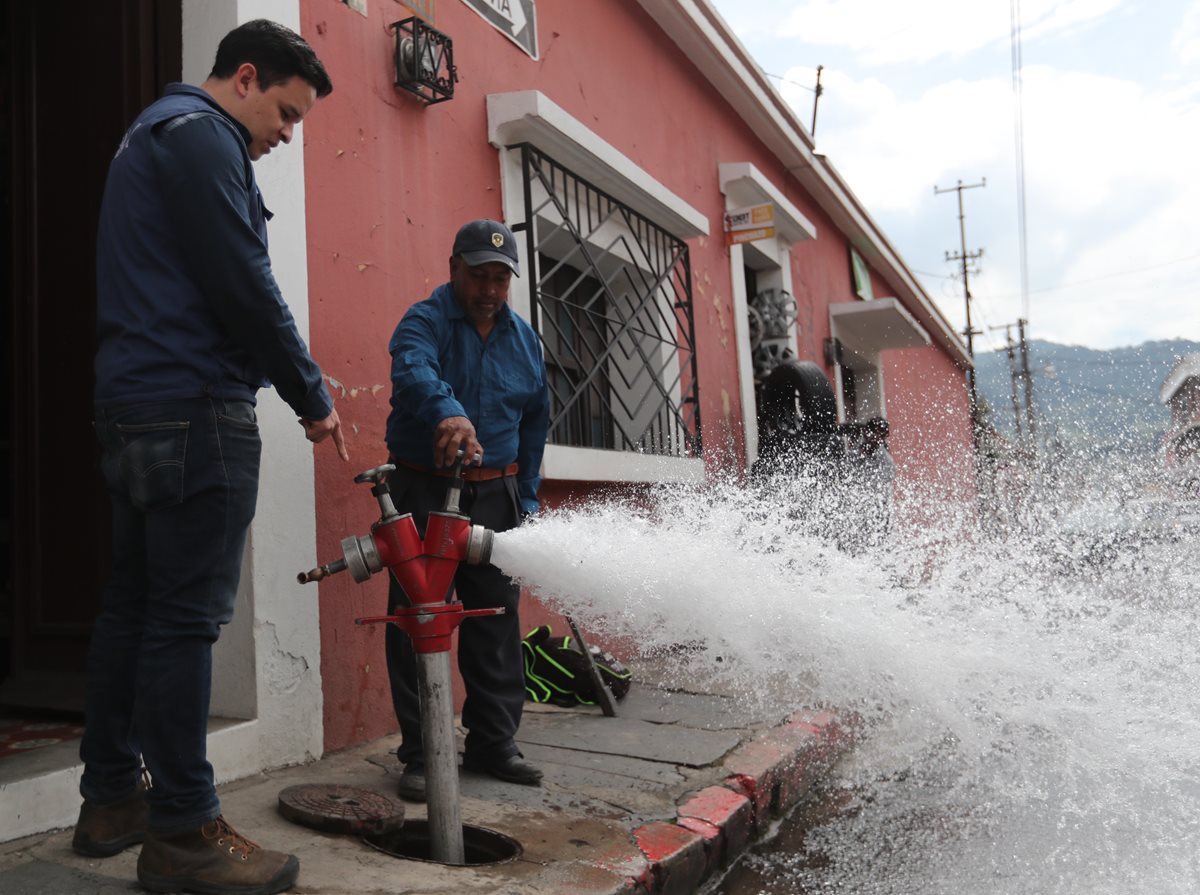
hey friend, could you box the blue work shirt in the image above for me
[385,283,549,514]
[93,83,331,420]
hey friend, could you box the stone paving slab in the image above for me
[614,688,777,730]
[516,711,741,767]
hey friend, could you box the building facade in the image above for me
[1161,354,1200,495]
[1,0,974,840]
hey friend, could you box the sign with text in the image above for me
[723,203,776,246]
[459,0,537,59]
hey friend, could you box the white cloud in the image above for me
[780,68,1011,213]
[775,58,1200,347]
[780,0,1119,65]
[1172,2,1200,65]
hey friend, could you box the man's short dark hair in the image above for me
[210,19,333,98]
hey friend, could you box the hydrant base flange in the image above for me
[356,604,505,653]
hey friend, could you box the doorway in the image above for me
[1,1,181,715]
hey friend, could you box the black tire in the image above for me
[760,360,838,436]
[755,360,842,473]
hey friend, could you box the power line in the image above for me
[1010,0,1031,323]
[762,71,818,94]
[991,251,1200,298]
[914,250,1200,296]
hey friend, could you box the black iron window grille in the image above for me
[513,143,701,457]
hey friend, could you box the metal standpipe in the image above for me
[297,457,498,865]
[417,650,464,864]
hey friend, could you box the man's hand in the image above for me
[301,410,350,461]
[433,416,483,468]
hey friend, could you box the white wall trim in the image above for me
[542,444,705,483]
[184,0,325,778]
[721,163,805,468]
[727,243,758,465]
[487,90,710,238]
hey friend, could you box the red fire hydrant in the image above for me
[298,459,497,865]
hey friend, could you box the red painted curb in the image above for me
[633,822,708,895]
[723,708,852,828]
[677,785,754,874]
[585,711,856,894]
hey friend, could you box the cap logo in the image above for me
[491,232,505,248]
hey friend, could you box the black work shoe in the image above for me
[72,780,150,857]
[462,753,543,786]
[137,815,299,895]
[396,764,427,802]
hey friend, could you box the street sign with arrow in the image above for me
[460,0,538,59]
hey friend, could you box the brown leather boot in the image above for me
[72,780,150,857]
[137,816,299,895]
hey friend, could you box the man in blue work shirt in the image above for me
[74,20,347,895]
[385,219,550,801]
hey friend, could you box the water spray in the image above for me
[297,454,497,865]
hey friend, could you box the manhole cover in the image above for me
[277,783,405,835]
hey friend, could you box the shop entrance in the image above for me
[1,1,181,716]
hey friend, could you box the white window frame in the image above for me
[718,162,817,467]
[488,90,708,484]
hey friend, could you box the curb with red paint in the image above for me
[618,710,854,894]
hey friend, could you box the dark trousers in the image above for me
[384,466,525,766]
[80,398,261,832]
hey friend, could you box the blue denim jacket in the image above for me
[385,283,549,513]
[94,84,331,421]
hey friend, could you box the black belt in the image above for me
[390,457,518,482]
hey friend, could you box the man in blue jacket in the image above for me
[385,219,549,802]
[73,20,346,895]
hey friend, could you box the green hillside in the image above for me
[974,338,1200,458]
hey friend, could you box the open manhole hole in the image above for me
[363,820,522,866]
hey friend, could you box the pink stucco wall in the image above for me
[299,0,973,752]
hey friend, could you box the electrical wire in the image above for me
[763,71,818,94]
[991,251,1200,299]
[1011,0,1031,325]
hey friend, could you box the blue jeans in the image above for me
[80,398,261,832]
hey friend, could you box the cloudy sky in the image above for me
[707,0,1200,352]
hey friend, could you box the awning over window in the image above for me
[830,297,930,353]
[718,162,816,244]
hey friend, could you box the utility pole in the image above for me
[990,323,1023,441]
[811,65,824,139]
[934,177,986,443]
[1017,317,1037,457]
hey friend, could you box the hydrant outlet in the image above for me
[342,534,382,583]
[465,526,493,566]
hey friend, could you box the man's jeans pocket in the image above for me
[113,420,189,510]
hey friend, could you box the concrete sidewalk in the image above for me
[0,679,851,895]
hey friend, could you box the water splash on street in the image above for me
[490,463,1200,894]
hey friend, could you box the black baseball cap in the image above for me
[452,219,520,276]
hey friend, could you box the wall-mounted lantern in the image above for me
[391,17,457,105]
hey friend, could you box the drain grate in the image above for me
[277,783,405,836]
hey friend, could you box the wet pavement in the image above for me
[0,673,851,895]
